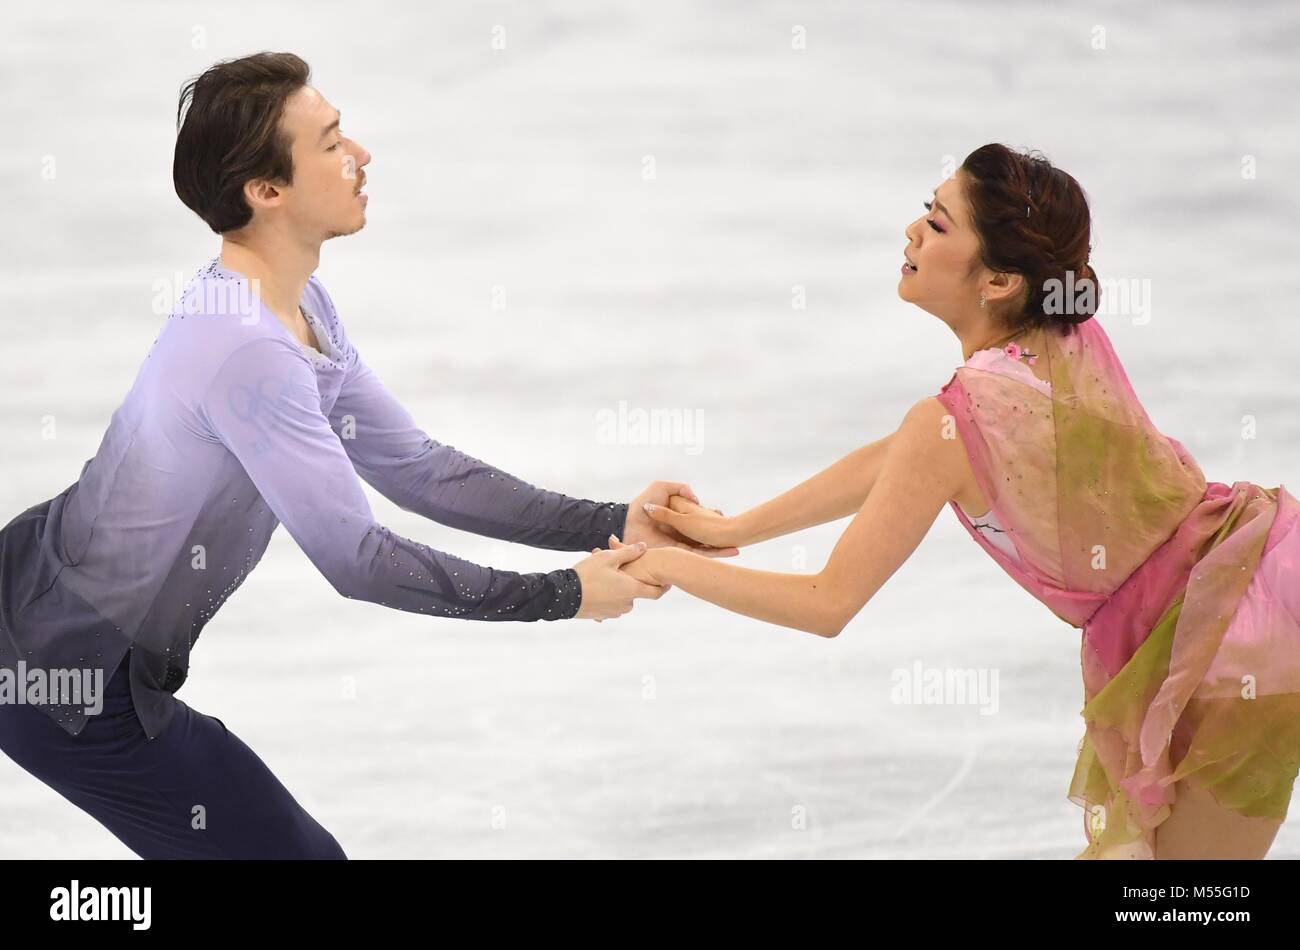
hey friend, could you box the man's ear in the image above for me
[242,178,282,212]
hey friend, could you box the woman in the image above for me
[611,143,1300,860]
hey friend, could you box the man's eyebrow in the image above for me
[318,111,341,143]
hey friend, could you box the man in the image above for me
[0,51,734,859]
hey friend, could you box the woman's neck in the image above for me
[960,323,1028,362]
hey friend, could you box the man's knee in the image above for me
[218,815,348,859]
[284,817,348,859]
[311,832,348,860]
[271,825,347,860]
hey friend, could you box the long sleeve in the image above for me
[325,346,629,551]
[198,337,583,621]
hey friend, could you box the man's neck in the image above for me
[219,235,320,326]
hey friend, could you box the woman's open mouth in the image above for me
[902,257,918,275]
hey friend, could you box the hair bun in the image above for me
[959,144,1098,333]
[1057,261,1099,325]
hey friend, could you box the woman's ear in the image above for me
[985,270,1025,306]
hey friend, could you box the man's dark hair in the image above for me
[173,52,312,234]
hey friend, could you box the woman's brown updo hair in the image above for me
[959,144,1099,334]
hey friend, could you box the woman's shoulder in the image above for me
[895,396,980,493]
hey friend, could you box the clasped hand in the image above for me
[571,481,740,622]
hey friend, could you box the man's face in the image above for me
[246,85,371,240]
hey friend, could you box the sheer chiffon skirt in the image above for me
[1069,484,1300,859]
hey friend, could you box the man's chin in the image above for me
[324,217,367,240]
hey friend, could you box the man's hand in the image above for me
[623,481,740,557]
[607,536,673,589]
[571,541,666,623]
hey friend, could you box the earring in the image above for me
[979,293,986,309]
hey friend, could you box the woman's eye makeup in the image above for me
[923,200,945,233]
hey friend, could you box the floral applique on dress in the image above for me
[964,341,1052,398]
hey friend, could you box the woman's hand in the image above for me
[622,481,740,557]
[638,495,741,549]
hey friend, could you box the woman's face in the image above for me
[899,171,1019,325]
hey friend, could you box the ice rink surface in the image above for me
[1,1,1297,858]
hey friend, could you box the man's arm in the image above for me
[199,336,586,621]
[326,346,628,552]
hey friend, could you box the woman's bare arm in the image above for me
[627,398,964,636]
[642,432,896,549]
[722,432,896,547]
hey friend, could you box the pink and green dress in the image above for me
[935,316,1300,859]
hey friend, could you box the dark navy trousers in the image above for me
[0,654,346,859]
